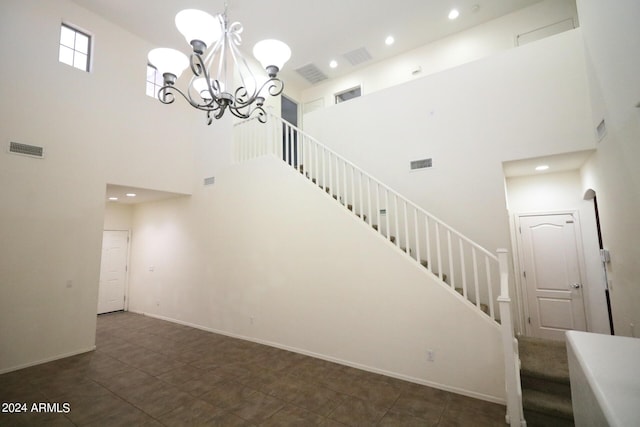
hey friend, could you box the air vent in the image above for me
[410,158,433,170]
[335,86,362,104]
[295,63,328,84]
[342,47,372,66]
[203,176,215,186]
[9,141,44,158]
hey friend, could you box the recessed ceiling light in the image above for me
[329,60,338,68]
[535,165,549,171]
[448,9,460,20]
[108,197,118,201]
[126,193,137,197]
[385,35,395,46]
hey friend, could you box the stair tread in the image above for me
[523,388,573,420]
[519,336,570,384]
[521,375,571,397]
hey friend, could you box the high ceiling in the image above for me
[72,0,542,90]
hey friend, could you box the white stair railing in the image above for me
[235,113,500,319]
[498,250,525,426]
[235,114,522,424]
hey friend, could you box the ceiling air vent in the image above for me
[9,141,44,158]
[203,176,215,186]
[295,63,328,84]
[342,47,372,66]
[410,158,433,171]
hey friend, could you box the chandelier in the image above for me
[148,2,291,125]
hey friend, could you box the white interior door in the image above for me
[517,213,587,340]
[98,230,129,314]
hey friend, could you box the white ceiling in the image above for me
[502,150,594,178]
[105,184,189,205]
[71,0,542,89]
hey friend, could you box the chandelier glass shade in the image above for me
[148,6,291,125]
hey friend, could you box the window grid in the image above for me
[59,23,91,72]
[146,64,163,98]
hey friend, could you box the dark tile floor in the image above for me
[0,312,506,426]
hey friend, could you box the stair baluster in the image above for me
[235,114,502,324]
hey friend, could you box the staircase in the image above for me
[519,336,574,426]
[234,113,525,426]
[235,114,499,319]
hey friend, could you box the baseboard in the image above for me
[131,310,506,405]
[0,345,96,375]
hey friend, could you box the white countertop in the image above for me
[566,331,640,426]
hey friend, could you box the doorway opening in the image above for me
[584,189,614,335]
[97,230,129,314]
[281,95,298,167]
[502,150,609,337]
[514,212,588,340]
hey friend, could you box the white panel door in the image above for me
[518,214,587,340]
[97,230,128,314]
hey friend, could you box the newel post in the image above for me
[497,249,525,426]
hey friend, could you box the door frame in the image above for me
[511,210,591,337]
[98,229,131,314]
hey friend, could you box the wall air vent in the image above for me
[295,63,328,84]
[343,47,372,66]
[410,158,433,171]
[203,176,215,186]
[8,141,44,158]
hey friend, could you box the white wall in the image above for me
[301,0,578,112]
[128,155,506,402]
[104,203,133,230]
[305,29,595,287]
[505,171,609,335]
[0,0,221,373]
[576,0,640,337]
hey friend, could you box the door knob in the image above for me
[570,283,581,289]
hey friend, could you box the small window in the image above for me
[59,23,91,71]
[146,64,163,98]
[335,86,362,104]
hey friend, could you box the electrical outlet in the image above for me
[427,350,435,362]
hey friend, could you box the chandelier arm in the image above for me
[228,103,267,122]
[214,101,230,120]
[157,85,177,105]
[186,54,220,108]
[257,77,285,98]
[254,106,267,123]
[233,86,252,107]
[189,50,206,77]
[228,107,250,120]
[158,84,222,113]
[228,38,260,106]
[203,25,225,66]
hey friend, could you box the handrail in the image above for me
[244,117,499,261]
[498,249,525,426]
[234,113,499,320]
